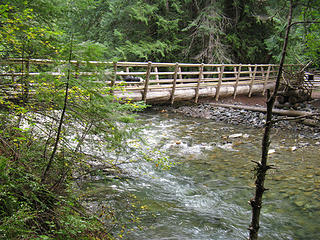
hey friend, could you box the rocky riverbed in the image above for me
[151,96,320,140]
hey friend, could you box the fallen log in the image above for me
[209,102,309,116]
[209,102,319,126]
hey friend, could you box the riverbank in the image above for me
[151,94,320,140]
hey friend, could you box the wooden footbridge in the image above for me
[1,58,317,104]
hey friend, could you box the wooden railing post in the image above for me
[125,66,130,85]
[263,65,271,95]
[249,65,253,79]
[110,61,117,94]
[215,64,225,101]
[249,64,257,97]
[233,64,242,99]
[142,61,152,102]
[154,66,159,85]
[260,66,265,92]
[170,63,179,105]
[178,67,183,83]
[195,63,204,103]
[260,66,265,80]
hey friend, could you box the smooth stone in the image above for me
[294,201,305,207]
[229,133,243,138]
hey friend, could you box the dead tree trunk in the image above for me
[248,1,293,239]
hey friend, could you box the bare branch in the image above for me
[249,1,294,239]
[290,21,320,27]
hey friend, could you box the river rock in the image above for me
[164,101,320,139]
[268,149,276,154]
[294,200,305,207]
[289,146,297,151]
[229,133,243,138]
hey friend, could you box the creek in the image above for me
[81,111,320,240]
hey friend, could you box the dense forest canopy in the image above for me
[1,0,320,65]
[0,0,319,239]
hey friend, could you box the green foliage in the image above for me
[1,0,320,238]
[305,24,320,66]
[264,0,320,65]
[223,0,274,63]
[303,2,320,67]
[116,40,168,61]
[2,0,319,64]
[0,164,106,239]
[183,2,231,63]
[73,41,109,61]
[0,1,63,58]
[0,59,146,238]
[67,0,186,62]
[0,19,146,237]
[0,156,8,178]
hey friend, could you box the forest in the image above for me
[0,0,319,239]
[1,0,320,64]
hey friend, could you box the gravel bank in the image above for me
[152,97,320,140]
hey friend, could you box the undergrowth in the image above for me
[0,128,111,240]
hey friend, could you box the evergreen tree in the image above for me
[67,0,187,62]
[223,0,274,63]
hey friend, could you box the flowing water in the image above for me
[81,111,320,240]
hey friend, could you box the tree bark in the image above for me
[248,1,293,239]
[41,37,73,183]
[41,75,70,183]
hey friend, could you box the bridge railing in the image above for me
[114,62,283,101]
[0,58,302,103]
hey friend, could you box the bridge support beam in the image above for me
[115,83,275,104]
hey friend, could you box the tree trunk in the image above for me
[248,1,293,239]
[41,37,73,183]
